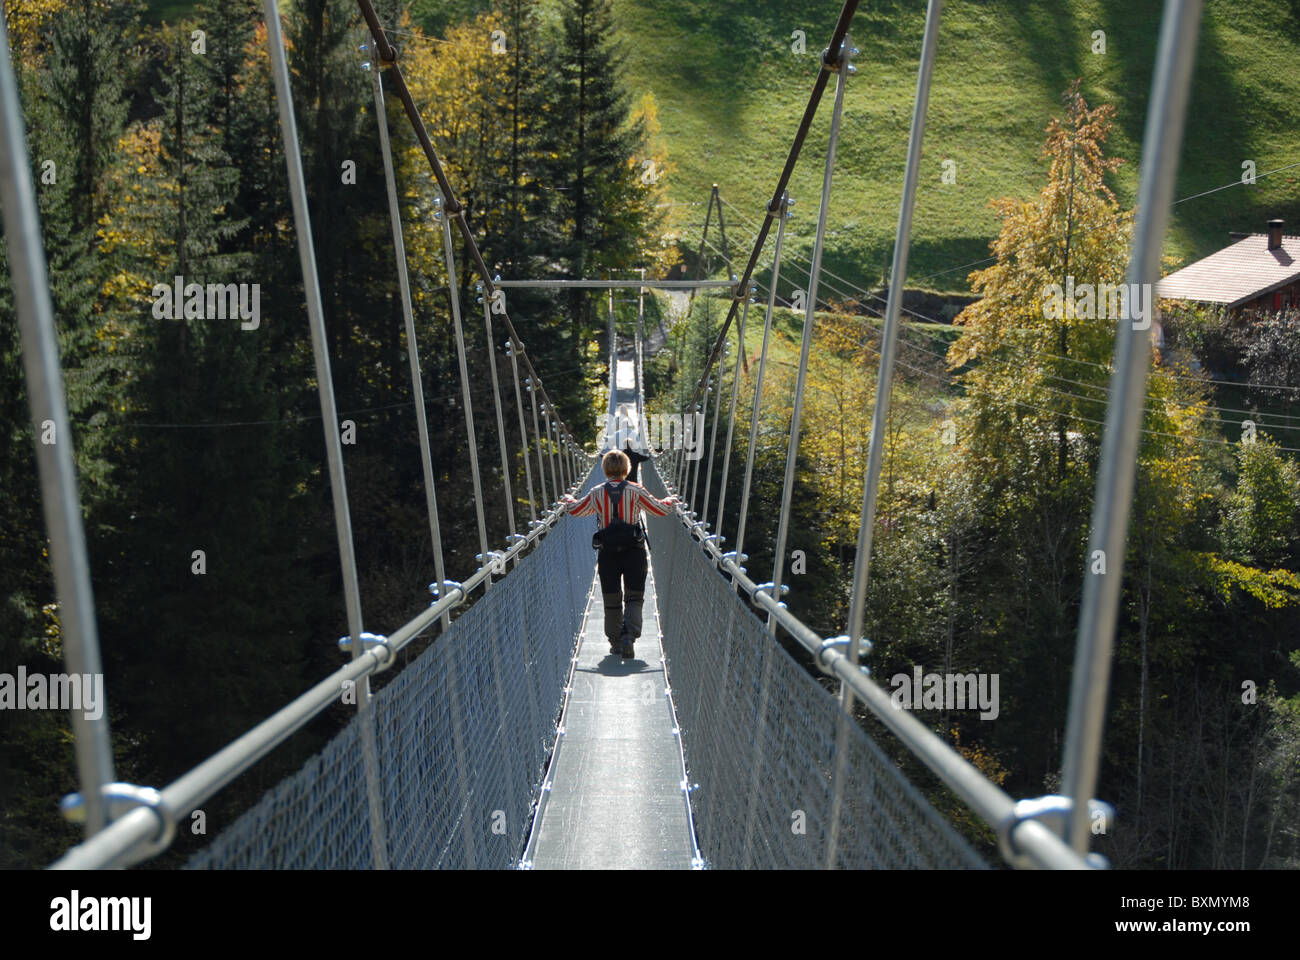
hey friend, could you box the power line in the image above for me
[701,203,1300,404]
[692,225,1300,443]
[699,156,1300,291]
[86,361,594,431]
[809,314,1300,453]
[727,254,1300,434]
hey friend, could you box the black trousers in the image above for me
[597,545,648,641]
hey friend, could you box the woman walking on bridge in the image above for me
[562,450,677,659]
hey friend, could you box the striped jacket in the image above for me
[567,480,674,528]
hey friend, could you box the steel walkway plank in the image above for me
[528,560,696,870]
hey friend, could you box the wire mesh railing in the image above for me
[642,466,986,869]
[186,487,596,869]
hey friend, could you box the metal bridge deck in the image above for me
[527,559,697,869]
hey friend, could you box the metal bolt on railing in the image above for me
[817,635,871,674]
[427,579,464,602]
[476,551,507,575]
[337,632,394,671]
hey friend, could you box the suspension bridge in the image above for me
[0,0,1206,870]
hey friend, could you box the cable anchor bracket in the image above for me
[60,783,177,865]
[337,631,395,671]
[997,795,1114,870]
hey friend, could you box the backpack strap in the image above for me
[611,478,626,522]
[604,480,624,526]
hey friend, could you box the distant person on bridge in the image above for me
[562,450,677,659]
[623,440,650,483]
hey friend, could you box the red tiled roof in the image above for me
[1156,233,1300,307]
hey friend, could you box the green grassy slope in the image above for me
[614,0,1300,296]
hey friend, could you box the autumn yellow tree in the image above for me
[949,80,1135,481]
[3,0,68,65]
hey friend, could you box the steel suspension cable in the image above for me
[827,1,940,869]
[435,197,493,582]
[608,288,618,444]
[264,0,387,869]
[481,296,519,562]
[733,193,789,584]
[701,329,727,530]
[688,185,718,317]
[766,37,853,634]
[681,394,694,486]
[555,417,567,490]
[1062,0,1203,856]
[0,12,115,837]
[637,271,647,431]
[689,369,710,515]
[682,0,861,418]
[370,64,451,630]
[555,410,569,491]
[713,294,751,555]
[507,341,538,528]
[543,407,560,500]
[527,377,550,508]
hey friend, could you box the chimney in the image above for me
[1268,218,1284,250]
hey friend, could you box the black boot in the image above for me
[603,591,623,654]
[621,589,644,659]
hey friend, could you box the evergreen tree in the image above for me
[195,0,260,224]
[29,1,140,503]
[541,0,656,351]
[492,0,550,276]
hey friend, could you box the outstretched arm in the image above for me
[562,489,597,517]
[631,484,677,517]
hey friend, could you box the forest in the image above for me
[1,0,1298,870]
[0,0,671,867]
